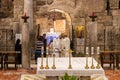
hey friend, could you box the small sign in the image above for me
[15,34,22,44]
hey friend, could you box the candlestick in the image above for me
[91,47,95,69]
[40,54,44,69]
[96,46,100,69]
[89,12,97,22]
[52,54,56,69]
[91,47,94,55]
[68,49,73,69]
[85,54,89,69]
[91,56,95,69]
[45,54,49,69]
[96,62,100,69]
[24,12,26,16]
[97,47,100,54]
[92,12,94,16]
[46,47,49,56]
[86,47,89,54]
[21,12,29,23]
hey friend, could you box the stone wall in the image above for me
[0,0,120,51]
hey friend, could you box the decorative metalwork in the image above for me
[21,13,29,23]
[89,12,97,22]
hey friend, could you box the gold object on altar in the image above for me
[40,54,44,69]
[91,55,95,69]
[45,54,49,69]
[68,49,73,69]
[96,63,100,69]
[52,54,56,69]
[85,54,89,69]
[96,54,100,69]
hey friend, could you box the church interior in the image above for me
[0,0,120,80]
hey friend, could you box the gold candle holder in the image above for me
[45,54,49,69]
[52,54,56,69]
[40,54,44,69]
[68,49,73,69]
[96,63,100,69]
[91,56,95,69]
[96,52,100,69]
[96,46,100,69]
[85,54,89,69]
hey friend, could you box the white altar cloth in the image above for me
[37,57,105,76]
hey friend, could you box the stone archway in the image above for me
[36,9,72,40]
[48,9,72,39]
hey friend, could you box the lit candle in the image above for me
[97,47,100,54]
[86,47,89,54]
[24,12,26,16]
[92,12,94,16]
[91,47,94,55]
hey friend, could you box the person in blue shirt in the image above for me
[43,34,47,57]
[35,36,43,64]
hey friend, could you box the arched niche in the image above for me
[48,9,72,39]
[36,9,72,39]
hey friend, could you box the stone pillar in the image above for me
[88,22,97,54]
[24,0,33,32]
[22,23,30,69]
[13,22,19,33]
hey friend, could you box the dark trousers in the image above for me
[35,50,41,62]
[44,50,46,57]
[17,54,21,64]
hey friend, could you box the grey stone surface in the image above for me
[0,0,120,56]
[22,23,30,69]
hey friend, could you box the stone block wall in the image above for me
[0,0,120,51]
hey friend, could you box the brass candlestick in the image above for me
[96,54,100,69]
[40,54,44,69]
[45,54,49,69]
[85,54,89,69]
[91,56,95,69]
[52,54,56,69]
[68,49,73,69]
[96,63,100,69]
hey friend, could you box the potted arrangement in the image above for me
[61,73,79,80]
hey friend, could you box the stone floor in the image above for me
[0,60,120,80]
[0,66,120,80]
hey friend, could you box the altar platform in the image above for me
[37,57,105,78]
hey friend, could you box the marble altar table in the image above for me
[37,57,105,77]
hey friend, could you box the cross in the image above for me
[89,12,97,22]
[21,13,29,23]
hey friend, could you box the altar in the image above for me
[37,57,105,79]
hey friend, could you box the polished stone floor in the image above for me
[0,66,119,80]
[0,59,120,80]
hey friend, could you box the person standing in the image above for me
[35,36,43,64]
[43,34,47,57]
[15,39,22,64]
